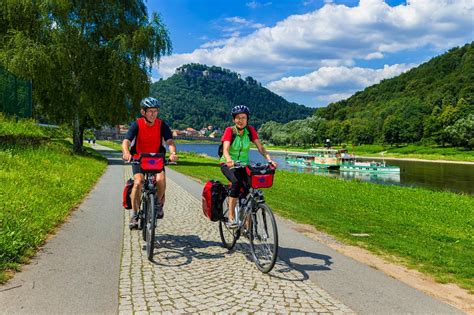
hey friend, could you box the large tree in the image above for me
[0,0,171,153]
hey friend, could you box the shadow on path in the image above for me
[147,234,228,267]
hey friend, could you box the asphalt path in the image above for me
[0,144,465,314]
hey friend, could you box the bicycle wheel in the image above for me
[249,203,278,273]
[141,196,147,241]
[146,195,156,261]
[218,195,238,250]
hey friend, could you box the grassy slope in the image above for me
[0,116,107,283]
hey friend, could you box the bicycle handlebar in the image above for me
[231,161,275,169]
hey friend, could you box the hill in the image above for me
[150,64,314,130]
[314,42,474,145]
[259,42,473,148]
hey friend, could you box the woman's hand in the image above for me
[268,159,278,168]
[226,160,235,168]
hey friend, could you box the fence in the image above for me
[0,67,32,118]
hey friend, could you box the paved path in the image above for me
[0,144,466,314]
[119,168,353,314]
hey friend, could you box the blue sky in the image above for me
[148,0,474,108]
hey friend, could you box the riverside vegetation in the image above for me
[0,115,107,283]
[162,151,473,293]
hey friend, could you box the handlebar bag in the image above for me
[246,165,275,189]
[202,180,224,221]
[140,154,164,173]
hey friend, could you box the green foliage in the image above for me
[150,64,314,130]
[261,43,473,148]
[0,0,172,153]
[167,152,474,292]
[0,113,45,137]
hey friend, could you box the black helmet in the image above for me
[231,105,250,118]
[140,97,160,109]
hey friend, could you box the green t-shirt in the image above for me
[219,126,252,165]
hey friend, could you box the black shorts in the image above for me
[131,163,166,175]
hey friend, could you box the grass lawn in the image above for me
[165,152,474,293]
[0,140,107,283]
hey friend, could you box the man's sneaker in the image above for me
[155,202,164,219]
[129,215,139,230]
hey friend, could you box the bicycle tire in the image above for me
[141,195,147,241]
[249,203,278,273]
[218,195,238,250]
[146,195,156,261]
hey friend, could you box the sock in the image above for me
[131,210,137,218]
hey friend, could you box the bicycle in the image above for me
[218,162,279,273]
[131,153,170,261]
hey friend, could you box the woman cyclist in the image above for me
[220,105,277,228]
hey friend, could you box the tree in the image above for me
[0,1,171,153]
[445,114,474,149]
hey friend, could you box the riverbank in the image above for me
[263,143,474,163]
[264,148,474,165]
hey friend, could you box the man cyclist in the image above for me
[122,97,178,229]
[220,105,277,228]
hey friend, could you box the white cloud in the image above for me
[246,1,272,9]
[155,0,474,105]
[266,63,415,104]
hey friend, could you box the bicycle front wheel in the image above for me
[219,195,238,250]
[146,195,156,261]
[141,196,147,241]
[250,203,278,273]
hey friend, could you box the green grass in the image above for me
[163,152,474,292]
[264,143,474,162]
[0,118,107,283]
[0,114,46,137]
[96,140,122,151]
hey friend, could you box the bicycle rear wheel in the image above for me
[146,196,156,261]
[219,195,238,250]
[249,203,278,273]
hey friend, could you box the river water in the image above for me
[175,143,474,195]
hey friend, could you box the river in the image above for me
[175,143,474,195]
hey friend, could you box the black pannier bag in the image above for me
[202,180,224,221]
[122,178,134,209]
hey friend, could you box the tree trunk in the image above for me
[73,111,83,154]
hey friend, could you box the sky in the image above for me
[148,0,474,108]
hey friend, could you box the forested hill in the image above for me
[311,42,473,145]
[150,64,314,130]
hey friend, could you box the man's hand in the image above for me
[122,152,132,162]
[169,152,178,162]
[226,160,234,168]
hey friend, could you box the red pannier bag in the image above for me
[246,164,275,189]
[140,153,164,173]
[202,180,224,221]
[122,178,134,209]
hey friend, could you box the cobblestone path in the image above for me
[119,169,354,314]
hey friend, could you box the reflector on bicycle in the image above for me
[140,153,164,173]
[246,164,275,189]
